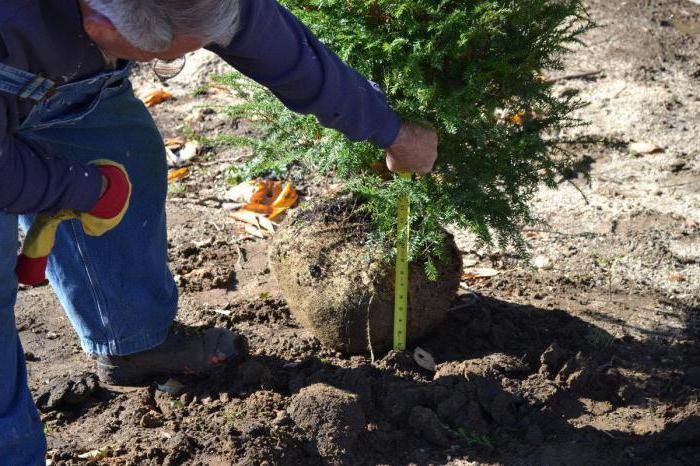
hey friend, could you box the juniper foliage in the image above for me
[216,0,592,275]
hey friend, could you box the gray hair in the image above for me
[84,0,241,52]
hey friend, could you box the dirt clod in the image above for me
[288,383,366,461]
[140,412,165,429]
[409,406,451,447]
[270,198,462,354]
[36,373,99,412]
[539,342,565,376]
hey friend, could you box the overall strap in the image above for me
[0,62,56,102]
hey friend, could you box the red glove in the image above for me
[16,160,131,285]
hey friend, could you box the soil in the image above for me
[269,197,462,354]
[18,1,700,465]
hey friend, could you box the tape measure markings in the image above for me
[393,172,411,351]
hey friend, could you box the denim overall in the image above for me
[0,62,178,464]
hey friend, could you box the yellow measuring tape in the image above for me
[393,172,411,351]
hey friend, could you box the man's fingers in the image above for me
[384,121,439,174]
[385,153,436,174]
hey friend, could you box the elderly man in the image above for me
[0,0,437,462]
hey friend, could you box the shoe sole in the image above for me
[97,361,162,386]
[96,338,248,386]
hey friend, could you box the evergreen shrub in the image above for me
[216,0,593,277]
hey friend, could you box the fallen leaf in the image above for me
[532,255,553,270]
[242,180,298,220]
[167,167,189,182]
[77,447,112,460]
[268,182,298,220]
[462,267,500,280]
[510,111,525,126]
[184,267,212,279]
[249,180,282,204]
[225,181,258,203]
[139,88,173,108]
[670,273,687,283]
[230,210,262,227]
[629,142,663,156]
[164,137,186,150]
[270,207,291,220]
[242,202,274,216]
[179,141,200,162]
[271,182,298,209]
[228,179,299,223]
[258,216,277,234]
[245,224,267,239]
[166,140,201,167]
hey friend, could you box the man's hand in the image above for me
[386,122,438,174]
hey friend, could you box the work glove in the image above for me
[16,160,132,286]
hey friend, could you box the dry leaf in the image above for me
[140,88,173,108]
[230,210,261,226]
[271,182,298,209]
[532,255,553,270]
[510,111,525,126]
[77,448,112,460]
[242,202,274,216]
[179,141,200,162]
[228,179,299,223]
[166,140,200,167]
[241,180,298,219]
[164,137,186,150]
[245,224,266,239]
[225,181,258,203]
[629,142,663,155]
[670,273,687,283]
[184,267,212,279]
[462,267,500,280]
[268,182,298,220]
[258,216,277,234]
[167,167,189,182]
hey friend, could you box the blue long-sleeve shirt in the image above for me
[0,0,402,215]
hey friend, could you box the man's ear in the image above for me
[79,1,117,35]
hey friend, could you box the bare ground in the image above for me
[19,1,700,465]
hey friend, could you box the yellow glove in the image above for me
[16,160,131,285]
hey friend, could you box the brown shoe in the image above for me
[96,325,246,385]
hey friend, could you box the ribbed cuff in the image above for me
[89,165,129,219]
[369,109,402,148]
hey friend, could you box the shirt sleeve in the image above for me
[207,0,402,148]
[0,95,103,215]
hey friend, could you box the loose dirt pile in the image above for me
[269,197,462,354]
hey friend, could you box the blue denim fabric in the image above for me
[17,62,178,356]
[0,214,46,466]
[0,62,178,463]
